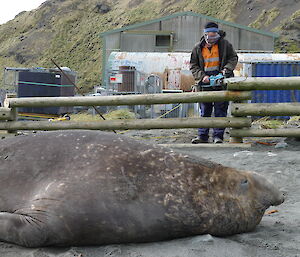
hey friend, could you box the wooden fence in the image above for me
[1,77,300,141]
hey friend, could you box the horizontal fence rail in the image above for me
[227,77,300,91]
[0,117,252,131]
[231,103,300,116]
[231,128,300,138]
[5,91,252,108]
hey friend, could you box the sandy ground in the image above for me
[0,129,299,257]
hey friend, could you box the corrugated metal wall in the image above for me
[244,61,300,119]
[254,62,300,77]
[121,34,156,52]
[220,25,240,49]
[105,33,120,52]
[121,23,159,52]
[161,15,202,51]
[239,30,274,51]
[107,15,275,54]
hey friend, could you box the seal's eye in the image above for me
[241,179,248,185]
[240,179,249,192]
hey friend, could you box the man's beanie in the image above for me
[204,22,219,33]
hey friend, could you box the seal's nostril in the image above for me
[273,193,285,206]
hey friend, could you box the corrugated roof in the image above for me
[100,11,279,38]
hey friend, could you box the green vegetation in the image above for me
[274,10,300,52]
[288,116,300,123]
[252,117,285,129]
[70,109,136,121]
[104,109,136,120]
[70,112,104,122]
[249,8,280,29]
[187,0,238,21]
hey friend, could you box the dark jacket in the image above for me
[190,31,238,81]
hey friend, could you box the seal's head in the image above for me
[196,166,285,236]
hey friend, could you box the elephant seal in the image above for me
[0,130,284,247]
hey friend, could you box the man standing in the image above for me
[190,22,238,144]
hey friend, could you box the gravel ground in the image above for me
[0,129,299,257]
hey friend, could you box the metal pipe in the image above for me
[6,91,252,108]
[232,103,300,116]
[0,117,251,131]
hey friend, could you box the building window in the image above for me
[155,35,171,47]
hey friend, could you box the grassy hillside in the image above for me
[0,0,299,92]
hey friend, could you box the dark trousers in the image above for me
[198,101,229,140]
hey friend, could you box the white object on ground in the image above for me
[233,150,253,157]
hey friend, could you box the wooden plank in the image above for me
[232,103,300,116]
[231,128,300,137]
[159,143,251,148]
[227,77,300,91]
[0,117,251,131]
[6,91,252,108]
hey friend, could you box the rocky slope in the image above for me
[0,0,299,91]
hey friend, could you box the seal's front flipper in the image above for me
[0,212,49,247]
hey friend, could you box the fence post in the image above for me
[230,99,246,143]
[4,93,18,134]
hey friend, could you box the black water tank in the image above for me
[17,70,75,115]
